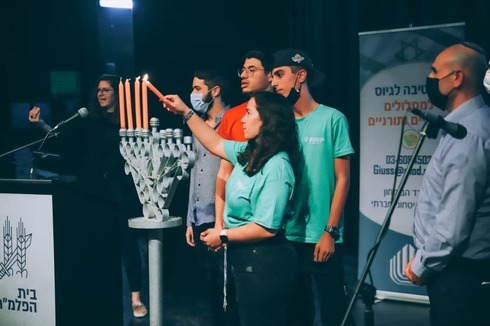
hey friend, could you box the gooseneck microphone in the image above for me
[409,108,467,139]
[51,107,89,132]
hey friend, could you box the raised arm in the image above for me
[162,95,227,159]
[29,107,52,134]
[214,159,234,229]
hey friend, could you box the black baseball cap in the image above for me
[272,48,326,87]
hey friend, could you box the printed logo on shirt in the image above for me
[303,136,325,145]
[235,180,246,191]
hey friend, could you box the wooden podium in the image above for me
[0,179,122,326]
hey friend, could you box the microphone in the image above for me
[51,107,89,132]
[409,108,467,139]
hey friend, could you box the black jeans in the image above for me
[228,235,298,326]
[287,242,352,326]
[426,258,490,326]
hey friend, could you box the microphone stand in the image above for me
[0,131,62,178]
[341,122,430,326]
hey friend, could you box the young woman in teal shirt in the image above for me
[163,91,301,326]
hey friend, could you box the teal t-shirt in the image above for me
[285,104,354,243]
[223,141,295,230]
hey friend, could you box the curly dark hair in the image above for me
[237,91,301,179]
[244,49,275,74]
[88,74,120,124]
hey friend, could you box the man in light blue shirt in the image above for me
[405,42,490,326]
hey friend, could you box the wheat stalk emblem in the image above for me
[0,217,32,279]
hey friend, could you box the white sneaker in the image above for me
[132,302,148,318]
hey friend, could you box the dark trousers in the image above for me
[112,180,146,295]
[120,215,144,293]
[193,223,240,326]
[426,258,490,326]
[287,242,352,326]
[228,235,298,326]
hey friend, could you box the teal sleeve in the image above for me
[332,113,355,157]
[223,140,247,165]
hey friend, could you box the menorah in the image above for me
[119,117,195,326]
[119,117,195,222]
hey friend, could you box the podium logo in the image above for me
[389,244,415,285]
[0,217,32,279]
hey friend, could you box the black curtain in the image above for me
[4,0,490,254]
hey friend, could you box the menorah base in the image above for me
[128,216,182,325]
[128,216,182,229]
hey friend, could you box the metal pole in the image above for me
[341,123,429,326]
[0,132,60,160]
[129,216,181,326]
[148,228,164,326]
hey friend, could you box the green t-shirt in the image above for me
[285,104,354,243]
[223,141,295,230]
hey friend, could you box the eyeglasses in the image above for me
[97,88,113,94]
[237,66,265,77]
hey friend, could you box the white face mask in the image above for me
[190,87,216,114]
[483,70,490,94]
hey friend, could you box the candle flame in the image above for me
[143,74,149,82]
[136,76,141,81]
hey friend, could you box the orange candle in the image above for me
[146,80,165,102]
[118,78,126,129]
[142,75,149,130]
[134,76,141,129]
[125,79,134,130]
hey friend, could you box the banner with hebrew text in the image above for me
[358,22,465,302]
[0,193,56,325]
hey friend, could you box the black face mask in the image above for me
[286,77,302,105]
[425,71,454,111]
[286,87,300,104]
[425,77,447,110]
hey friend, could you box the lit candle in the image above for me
[146,79,166,102]
[118,78,126,129]
[125,79,134,130]
[134,76,141,129]
[142,74,149,130]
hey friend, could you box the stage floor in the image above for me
[120,234,430,326]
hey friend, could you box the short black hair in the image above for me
[193,68,231,103]
[244,49,275,73]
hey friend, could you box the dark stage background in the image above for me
[2,0,490,258]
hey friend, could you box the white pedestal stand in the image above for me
[120,117,195,326]
[129,216,181,326]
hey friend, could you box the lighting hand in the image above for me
[162,95,191,115]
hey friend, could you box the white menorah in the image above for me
[119,117,195,221]
[119,116,195,326]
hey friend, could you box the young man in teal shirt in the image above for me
[271,48,355,326]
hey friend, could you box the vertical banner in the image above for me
[0,193,56,325]
[358,23,465,302]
